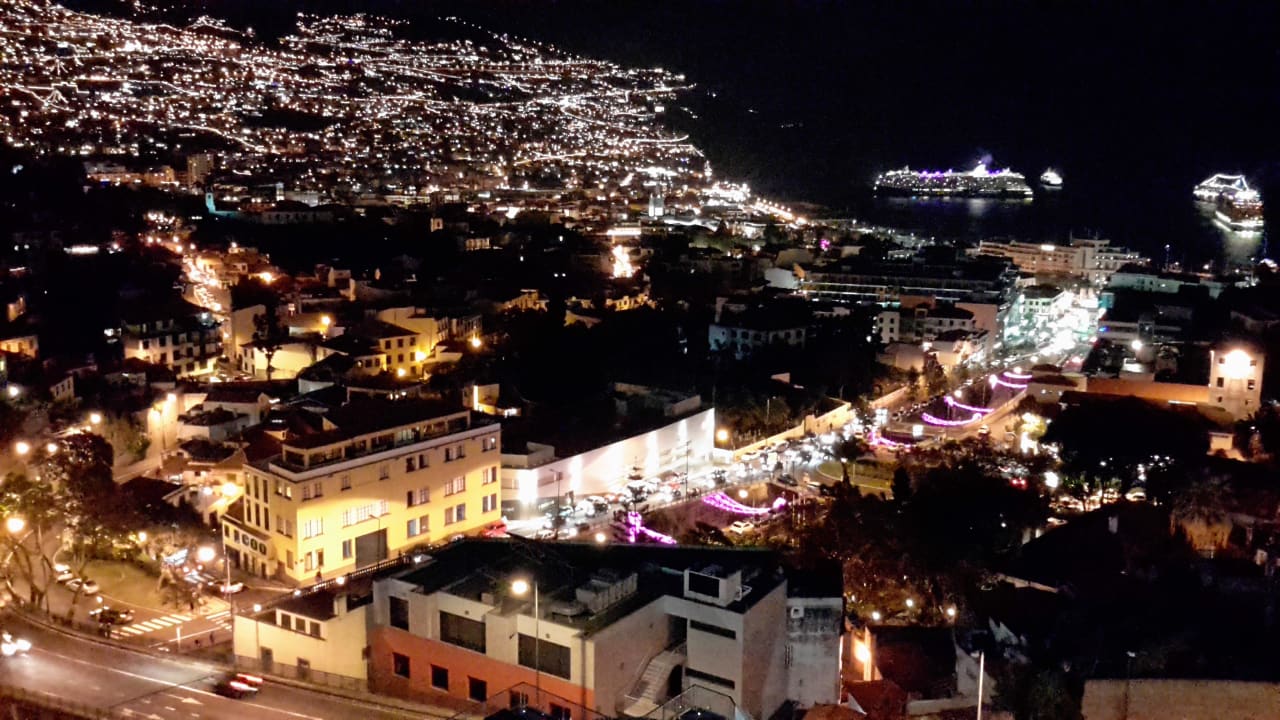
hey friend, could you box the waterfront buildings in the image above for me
[975,237,1146,286]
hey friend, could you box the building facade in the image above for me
[223,399,502,583]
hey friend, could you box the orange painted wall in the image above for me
[369,625,596,712]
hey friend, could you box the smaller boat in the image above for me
[1039,168,1063,190]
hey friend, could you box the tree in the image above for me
[891,466,913,503]
[252,309,286,381]
[1042,397,1209,496]
[0,471,62,610]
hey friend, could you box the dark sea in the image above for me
[95,0,1280,271]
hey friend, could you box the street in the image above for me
[0,615,428,720]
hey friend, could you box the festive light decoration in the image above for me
[944,396,994,414]
[921,411,982,427]
[624,511,676,545]
[702,492,776,516]
[1002,370,1033,380]
[992,376,1028,390]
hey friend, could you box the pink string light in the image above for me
[1003,370,1033,380]
[945,396,994,414]
[992,376,1027,390]
[702,492,773,516]
[921,411,982,427]
[624,511,676,544]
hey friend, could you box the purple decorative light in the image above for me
[945,396,993,414]
[921,411,982,427]
[992,376,1027,390]
[1003,370,1033,380]
[702,492,773,516]
[624,511,676,545]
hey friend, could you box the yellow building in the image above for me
[223,398,502,584]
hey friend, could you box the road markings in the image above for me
[118,613,196,635]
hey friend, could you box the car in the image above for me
[0,631,31,657]
[218,581,246,596]
[89,606,135,625]
[481,521,509,538]
[66,578,99,595]
[776,474,799,487]
[213,672,262,699]
[727,521,755,535]
[55,568,75,583]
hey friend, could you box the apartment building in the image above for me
[119,298,222,377]
[363,541,842,720]
[797,256,1015,307]
[222,398,502,583]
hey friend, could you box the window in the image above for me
[454,443,466,459]
[312,481,323,498]
[342,501,389,527]
[405,456,416,473]
[340,475,351,491]
[302,485,313,501]
[407,517,419,537]
[431,665,449,690]
[689,619,736,639]
[444,476,465,496]
[686,668,735,689]
[482,435,498,452]
[301,518,323,539]
[517,634,571,679]
[379,464,390,481]
[295,616,307,633]
[389,596,409,630]
[392,653,410,678]
[482,494,498,513]
[444,447,453,462]
[407,487,429,507]
[482,467,497,485]
[1217,377,1225,387]
[309,621,321,638]
[341,539,353,560]
[445,503,466,525]
[550,704,571,720]
[417,452,429,469]
[406,514,429,537]
[440,611,486,652]
[469,677,488,702]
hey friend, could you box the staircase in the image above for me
[621,644,687,718]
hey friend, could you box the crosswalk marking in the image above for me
[118,613,197,635]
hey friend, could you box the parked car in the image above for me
[217,581,246,596]
[776,474,799,487]
[89,607,135,625]
[727,521,755,535]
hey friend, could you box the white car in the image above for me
[1,631,31,657]
[727,521,755,535]
[54,565,75,583]
[67,578,99,595]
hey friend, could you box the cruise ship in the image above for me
[874,163,1034,199]
[1194,174,1264,232]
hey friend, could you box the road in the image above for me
[0,615,423,720]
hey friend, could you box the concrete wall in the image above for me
[738,583,790,720]
[586,597,672,715]
[785,597,842,707]
[1082,679,1280,720]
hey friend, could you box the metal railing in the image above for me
[235,654,369,693]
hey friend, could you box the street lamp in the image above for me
[5,516,25,534]
[89,412,102,426]
[511,577,540,700]
[196,546,215,564]
[715,428,730,444]
[13,441,29,456]
[45,443,57,455]
[469,336,482,349]
[593,532,607,544]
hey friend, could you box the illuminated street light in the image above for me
[594,531,607,544]
[737,488,749,499]
[396,368,407,378]
[905,598,915,609]
[1130,339,1143,352]
[715,428,730,443]
[510,578,530,596]
[946,606,957,618]
[137,531,148,543]
[6,385,18,399]
[469,336,482,349]
[870,610,882,622]
[320,315,331,328]
[45,443,57,454]
[196,546,216,564]
[89,412,102,426]
[5,516,25,534]
[14,441,29,456]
